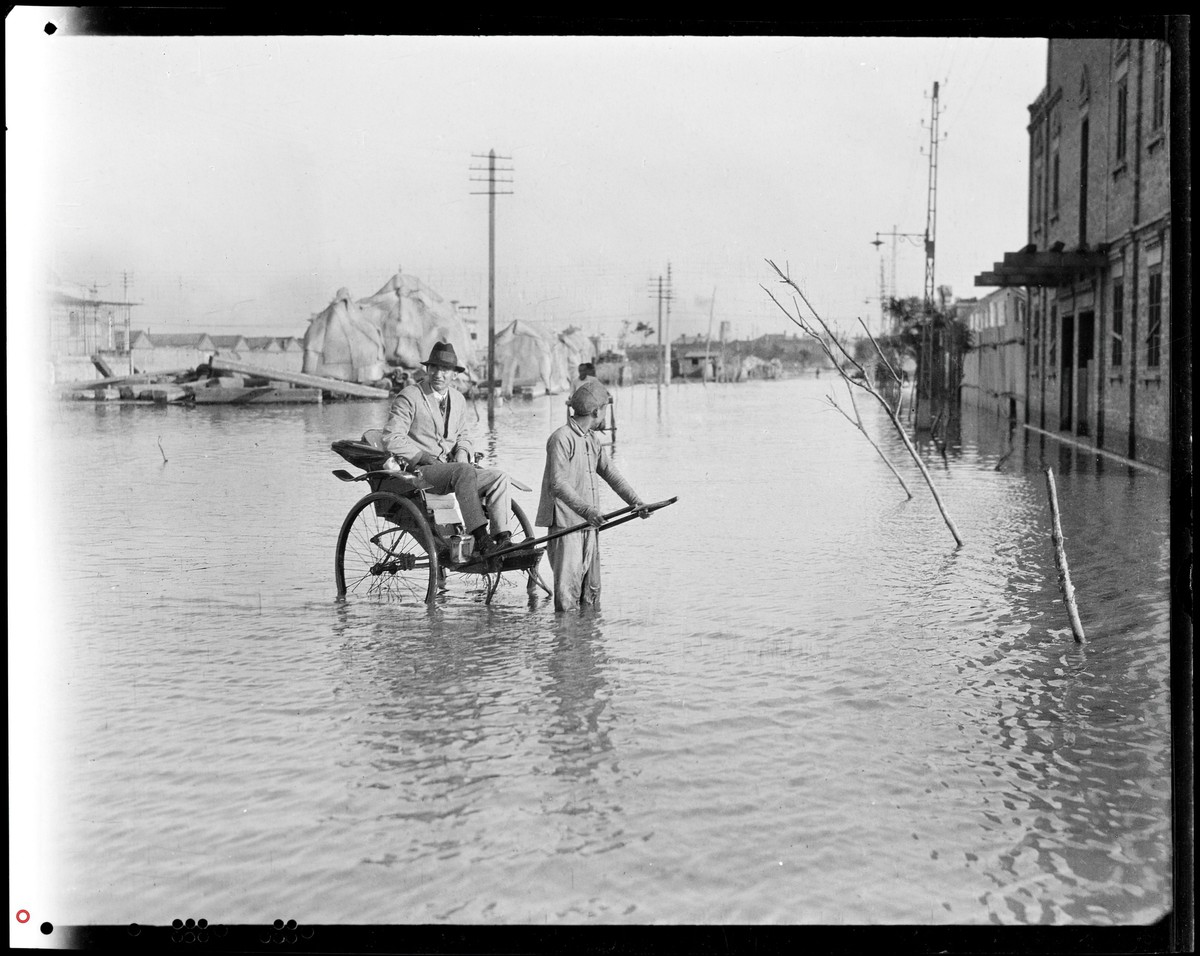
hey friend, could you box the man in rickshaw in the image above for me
[380,342,511,558]
[537,379,648,611]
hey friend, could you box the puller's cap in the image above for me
[567,379,610,415]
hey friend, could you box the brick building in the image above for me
[975,36,1173,468]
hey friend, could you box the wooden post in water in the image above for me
[1044,467,1087,643]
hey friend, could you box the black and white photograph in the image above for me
[7,9,1190,952]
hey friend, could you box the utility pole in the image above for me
[122,271,134,372]
[647,269,674,388]
[704,286,716,383]
[665,262,673,384]
[871,227,924,332]
[470,150,513,428]
[917,80,943,430]
[653,276,664,386]
[923,82,941,311]
[876,257,886,335]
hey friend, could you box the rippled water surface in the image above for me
[19,377,1173,927]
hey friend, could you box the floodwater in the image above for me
[18,376,1173,928]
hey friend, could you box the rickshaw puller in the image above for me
[537,379,648,611]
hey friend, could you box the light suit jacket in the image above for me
[382,383,474,466]
[536,419,639,528]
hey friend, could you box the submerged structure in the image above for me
[492,320,597,396]
[301,287,387,384]
[301,269,478,384]
[355,270,477,376]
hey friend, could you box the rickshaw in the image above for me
[331,434,546,605]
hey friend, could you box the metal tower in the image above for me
[923,81,941,310]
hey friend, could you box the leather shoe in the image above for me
[472,529,501,559]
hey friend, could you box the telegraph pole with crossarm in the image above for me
[647,268,674,388]
[470,150,513,428]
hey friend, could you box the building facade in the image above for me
[976,37,1172,468]
[958,288,1028,420]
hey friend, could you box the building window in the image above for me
[1079,117,1089,246]
[69,311,82,338]
[1151,43,1166,131]
[1051,151,1060,214]
[1115,78,1128,161]
[1146,268,1162,367]
[1034,166,1043,221]
[1111,280,1124,366]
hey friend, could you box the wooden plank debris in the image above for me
[91,353,116,378]
[207,357,390,399]
[57,369,192,392]
[191,387,323,405]
[141,386,191,403]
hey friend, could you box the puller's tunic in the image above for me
[536,418,641,611]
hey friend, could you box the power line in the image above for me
[941,38,996,141]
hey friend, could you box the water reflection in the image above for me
[952,622,1171,925]
[328,604,631,880]
[538,615,613,786]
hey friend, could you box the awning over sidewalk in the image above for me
[974,243,1107,287]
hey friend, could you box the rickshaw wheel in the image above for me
[507,500,551,597]
[336,491,439,603]
[508,499,535,541]
[478,499,538,604]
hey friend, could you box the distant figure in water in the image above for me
[578,362,596,381]
[816,367,821,378]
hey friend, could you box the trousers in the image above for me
[547,526,600,611]
[416,462,511,535]
[475,467,512,535]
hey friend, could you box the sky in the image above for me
[9,12,1050,350]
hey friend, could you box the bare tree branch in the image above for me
[859,316,903,412]
[763,260,963,547]
[766,259,866,377]
[824,388,914,500]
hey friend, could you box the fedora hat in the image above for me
[421,341,465,373]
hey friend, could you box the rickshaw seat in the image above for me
[331,434,464,527]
